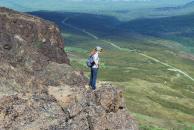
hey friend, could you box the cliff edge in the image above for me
[0,7,138,130]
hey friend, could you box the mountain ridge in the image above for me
[155,0,194,11]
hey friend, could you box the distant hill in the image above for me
[182,0,194,8]
[30,10,194,51]
[154,0,194,12]
[30,11,194,47]
[29,11,121,37]
[118,12,194,52]
[120,13,194,36]
[1,0,194,21]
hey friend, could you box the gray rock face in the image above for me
[0,7,69,69]
[0,7,138,130]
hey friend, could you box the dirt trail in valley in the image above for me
[62,18,99,40]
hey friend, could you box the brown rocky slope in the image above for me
[0,7,138,130]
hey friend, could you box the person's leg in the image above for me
[91,68,98,90]
[89,68,93,87]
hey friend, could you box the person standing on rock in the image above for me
[87,46,103,90]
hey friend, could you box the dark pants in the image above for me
[89,68,98,90]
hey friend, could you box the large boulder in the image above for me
[0,7,138,130]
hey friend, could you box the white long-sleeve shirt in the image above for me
[92,52,99,68]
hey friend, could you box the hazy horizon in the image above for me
[0,0,193,12]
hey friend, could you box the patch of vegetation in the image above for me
[34,41,43,49]
[139,125,165,130]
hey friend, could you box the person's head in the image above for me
[95,46,103,53]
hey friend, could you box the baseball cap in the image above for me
[95,46,103,51]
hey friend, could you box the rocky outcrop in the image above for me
[0,7,69,70]
[0,7,138,130]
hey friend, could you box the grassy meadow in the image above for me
[63,31,194,130]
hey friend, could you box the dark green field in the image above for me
[30,11,194,130]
